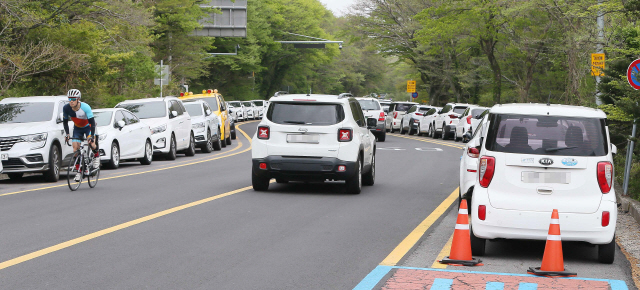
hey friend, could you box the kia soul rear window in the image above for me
[485,114,608,156]
[267,103,345,125]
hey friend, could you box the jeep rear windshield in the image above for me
[0,102,55,123]
[485,114,607,156]
[253,101,264,106]
[453,106,468,114]
[267,102,345,125]
[395,103,414,112]
[357,100,380,110]
[116,102,166,119]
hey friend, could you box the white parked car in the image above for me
[243,101,258,120]
[385,102,417,133]
[228,101,244,122]
[0,96,74,182]
[251,93,376,194]
[401,105,434,135]
[116,97,195,160]
[183,100,222,152]
[356,97,386,142]
[459,114,489,206]
[455,106,489,142]
[469,103,617,264]
[418,107,441,137]
[93,108,153,169]
[433,103,471,140]
[251,100,267,119]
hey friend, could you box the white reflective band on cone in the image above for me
[547,235,561,241]
[455,224,470,230]
[550,219,560,224]
[458,209,468,215]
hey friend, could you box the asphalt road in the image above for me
[0,121,634,289]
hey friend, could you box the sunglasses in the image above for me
[68,98,78,101]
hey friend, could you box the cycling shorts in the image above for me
[72,126,95,143]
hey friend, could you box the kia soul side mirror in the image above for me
[171,111,178,117]
[611,144,617,155]
[116,120,125,129]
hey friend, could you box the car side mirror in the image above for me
[206,109,212,115]
[367,118,377,128]
[57,113,65,123]
[171,111,178,117]
[611,144,617,155]
[116,120,125,130]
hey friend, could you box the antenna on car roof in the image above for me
[547,92,551,106]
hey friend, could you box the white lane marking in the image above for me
[415,148,443,151]
[378,147,406,151]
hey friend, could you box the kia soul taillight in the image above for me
[338,129,353,142]
[257,126,270,140]
[479,156,495,188]
[393,112,398,119]
[597,161,613,193]
[466,115,472,124]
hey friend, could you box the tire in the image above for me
[202,129,213,153]
[345,158,362,194]
[377,131,386,142]
[431,124,439,139]
[166,134,177,160]
[598,237,616,264]
[442,124,449,140]
[213,128,222,151]
[417,125,422,136]
[390,124,395,133]
[276,178,289,184]
[87,160,100,188]
[362,154,375,186]
[408,126,416,135]
[221,136,227,148]
[43,144,61,182]
[185,133,196,156]
[140,139,153,165]
[400,122,406,134]
[226,134,232,145]
[231,124,237,140]
[470,225,486,256]
[107,142,120,169]
[67,151,82,191]
[7,173,24,181]
[252,171,270,191]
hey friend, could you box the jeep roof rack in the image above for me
[273,91,289,97]
[338,93,353,99]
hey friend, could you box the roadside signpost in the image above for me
[591,53,605,77]
[406,80,416,93]
[623,59,640,195]
[627,58,640,90]
[411,92,418,99]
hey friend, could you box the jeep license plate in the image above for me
[1,153,7,161]
[521,172,570,184]
[287,134,319,144]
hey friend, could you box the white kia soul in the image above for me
[469,103,617,264]
[251,93,376,194]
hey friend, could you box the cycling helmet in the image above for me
[67,89,81,99]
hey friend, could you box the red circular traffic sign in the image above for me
[628,59,640,90]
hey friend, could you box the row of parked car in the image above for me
[0,90,251,182]
[227,100,269,122]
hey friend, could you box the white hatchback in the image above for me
[469,103,617,264]
[116,97,195,160]
[93,108,153,169]
[454,106,489,142]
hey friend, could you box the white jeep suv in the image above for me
[251,93,376,194]
[469,104,617,264]
[433,103,471,139]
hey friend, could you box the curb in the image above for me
[616,190,640,228]
[615,185,640,290]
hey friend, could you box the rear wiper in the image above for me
[283,121,306,124]
[545,146,578,152]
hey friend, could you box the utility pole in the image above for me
[595,0,604,105]
[160,59,163,98]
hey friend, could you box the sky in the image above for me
[319,0,356,16]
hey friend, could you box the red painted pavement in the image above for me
[381,268,610,289]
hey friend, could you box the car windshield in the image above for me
[453,106,468,114]
[184,103,203,116]
[243,102,252,107]
[0,102,54,124]
[395,103,414,112]
[267,102,345,125]
[253,101,264,106]
[485,114,608,156]
[229,101,241,107]
[357,100,380,110]
[93,111,113,126]
[471,108,486,118]
[116,102,166,119]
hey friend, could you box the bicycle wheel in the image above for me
[87,157,100,188]
[67,151,82,191]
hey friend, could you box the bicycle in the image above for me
[66,137,100,191]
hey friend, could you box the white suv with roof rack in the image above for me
[468,103,618,264]
[251,93,376,194]
[433,103,471,139]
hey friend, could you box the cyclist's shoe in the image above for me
[74,172,81,182]
[92,154,101,169]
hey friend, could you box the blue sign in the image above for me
[411,92,418,98]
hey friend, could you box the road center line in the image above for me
[380,188,459,266]
[389,134,464,149]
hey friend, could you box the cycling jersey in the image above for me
[63,102,94,128]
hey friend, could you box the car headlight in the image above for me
[21,133,47,149]
[192,122,205,129]
[151,124,167,135]
[99,134,107,141]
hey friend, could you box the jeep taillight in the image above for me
[258,126,269,140]
[378,112,385,121]
[466,115,472,124]
[338,128,353,142]
[467,147,479,158]
[393,112,398,119]
[597,161,613,193]
[479,156,495,188]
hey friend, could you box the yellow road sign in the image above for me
[591,53,605,76]
[407,80,416,93]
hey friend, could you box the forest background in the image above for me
[0,0,639,198]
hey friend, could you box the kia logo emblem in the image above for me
[539,158,554,166]
[298,128,308,132]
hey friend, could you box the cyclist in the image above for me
[63,89,100,181]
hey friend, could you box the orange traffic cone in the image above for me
[527,209,576,277]
[439,199,482,266]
